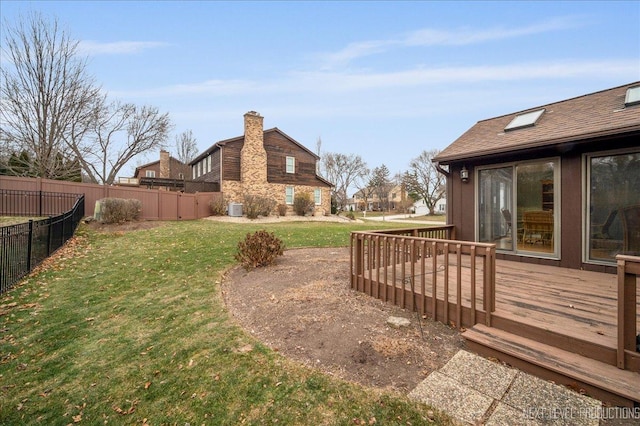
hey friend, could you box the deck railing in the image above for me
[616,254,640,371]
[350,226,496,329]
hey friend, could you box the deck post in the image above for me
[616,255,638,370]
[483,246,496,327]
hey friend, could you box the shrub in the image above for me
[235,230,284,269]
[209,196,226,216]
[277,203,288,217]
[98,198,141,224]
[243,194,276,219]
[293,191,314,216]
[346,211,355,220]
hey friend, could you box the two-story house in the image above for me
[190,111,332,215]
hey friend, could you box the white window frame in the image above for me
[285,186,295,205]
[146,170,156,178]
[314,188,321,205]
[286,156,295,174]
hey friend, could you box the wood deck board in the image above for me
[465,325,640,403]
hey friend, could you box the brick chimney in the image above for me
[241,111,267,184]
[159,150,170,178]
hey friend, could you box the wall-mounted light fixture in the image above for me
[460,165,469,183]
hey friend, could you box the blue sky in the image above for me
[2,1,639,180]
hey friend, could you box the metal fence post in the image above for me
[47,216,53,257]
[27,219,33,272]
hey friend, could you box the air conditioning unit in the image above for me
[228,203,243,217]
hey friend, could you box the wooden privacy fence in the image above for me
[351,226,496,330]
[0,176,222,220]
[616,254,640,371]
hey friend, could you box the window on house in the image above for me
[314,189,321,205]
[146,170,156,178]
[286,156,295,174]
[192,166,196,180]
[478,158,559,257]
[586,150,640,263]
[504,109,545,131]
[286,186,295,204]
[178,173,184,180]
[625,86,640,107]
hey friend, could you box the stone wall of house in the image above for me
[222,180,331,216]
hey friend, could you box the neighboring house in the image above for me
[434,82,640,272]
[413,196,446,216]
[350,184,412,212]
[190,111,332,215]
[133,150,189,182]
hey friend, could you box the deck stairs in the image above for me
[463,317,640,407]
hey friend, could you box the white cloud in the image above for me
[110,59,640,105]
[78,40,169,55]
[318,16,588,68]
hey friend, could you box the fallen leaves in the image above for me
[112,399,138,415]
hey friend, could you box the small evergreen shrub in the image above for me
[346,211,355,220]
[209,197,226,216]
[98,198,141,223]
[293,191,314,216]
[243,194,276,219]
[235,230,285,269]
[277,203,288,217]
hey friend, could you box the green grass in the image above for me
[0,217,46,226]
[0,220,454,425]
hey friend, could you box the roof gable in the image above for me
[190,127,320,165]
[435,82,640,164]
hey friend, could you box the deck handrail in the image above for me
[616,254,640,370]
[351,228,496,330]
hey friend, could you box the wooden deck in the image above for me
[359,254,639,355]
[493,259,637,350]
[350,229,640,406]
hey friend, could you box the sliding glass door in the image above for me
[587,151,640,262]
[478,167,513,250]
[478,159,559,257]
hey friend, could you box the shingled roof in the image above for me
[435,82,640,164]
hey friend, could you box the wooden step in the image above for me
[463,324,640,407]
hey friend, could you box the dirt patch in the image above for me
[222,247,465,392]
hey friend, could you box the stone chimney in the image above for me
[159,150,170,178]
[241,111,267,184]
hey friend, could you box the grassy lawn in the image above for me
[0,220,454,425]
[0,217,45,226]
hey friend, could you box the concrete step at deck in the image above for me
[463,324,640,407]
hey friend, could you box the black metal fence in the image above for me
[1,193,85,294]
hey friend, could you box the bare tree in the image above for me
[321,152,368,214]
[174,130,198,165]
[402,149,445,215]
[71,102,171,184]
[0,12,101,180]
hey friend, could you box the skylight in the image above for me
[624,86,640,107]
[504,109,545,131]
